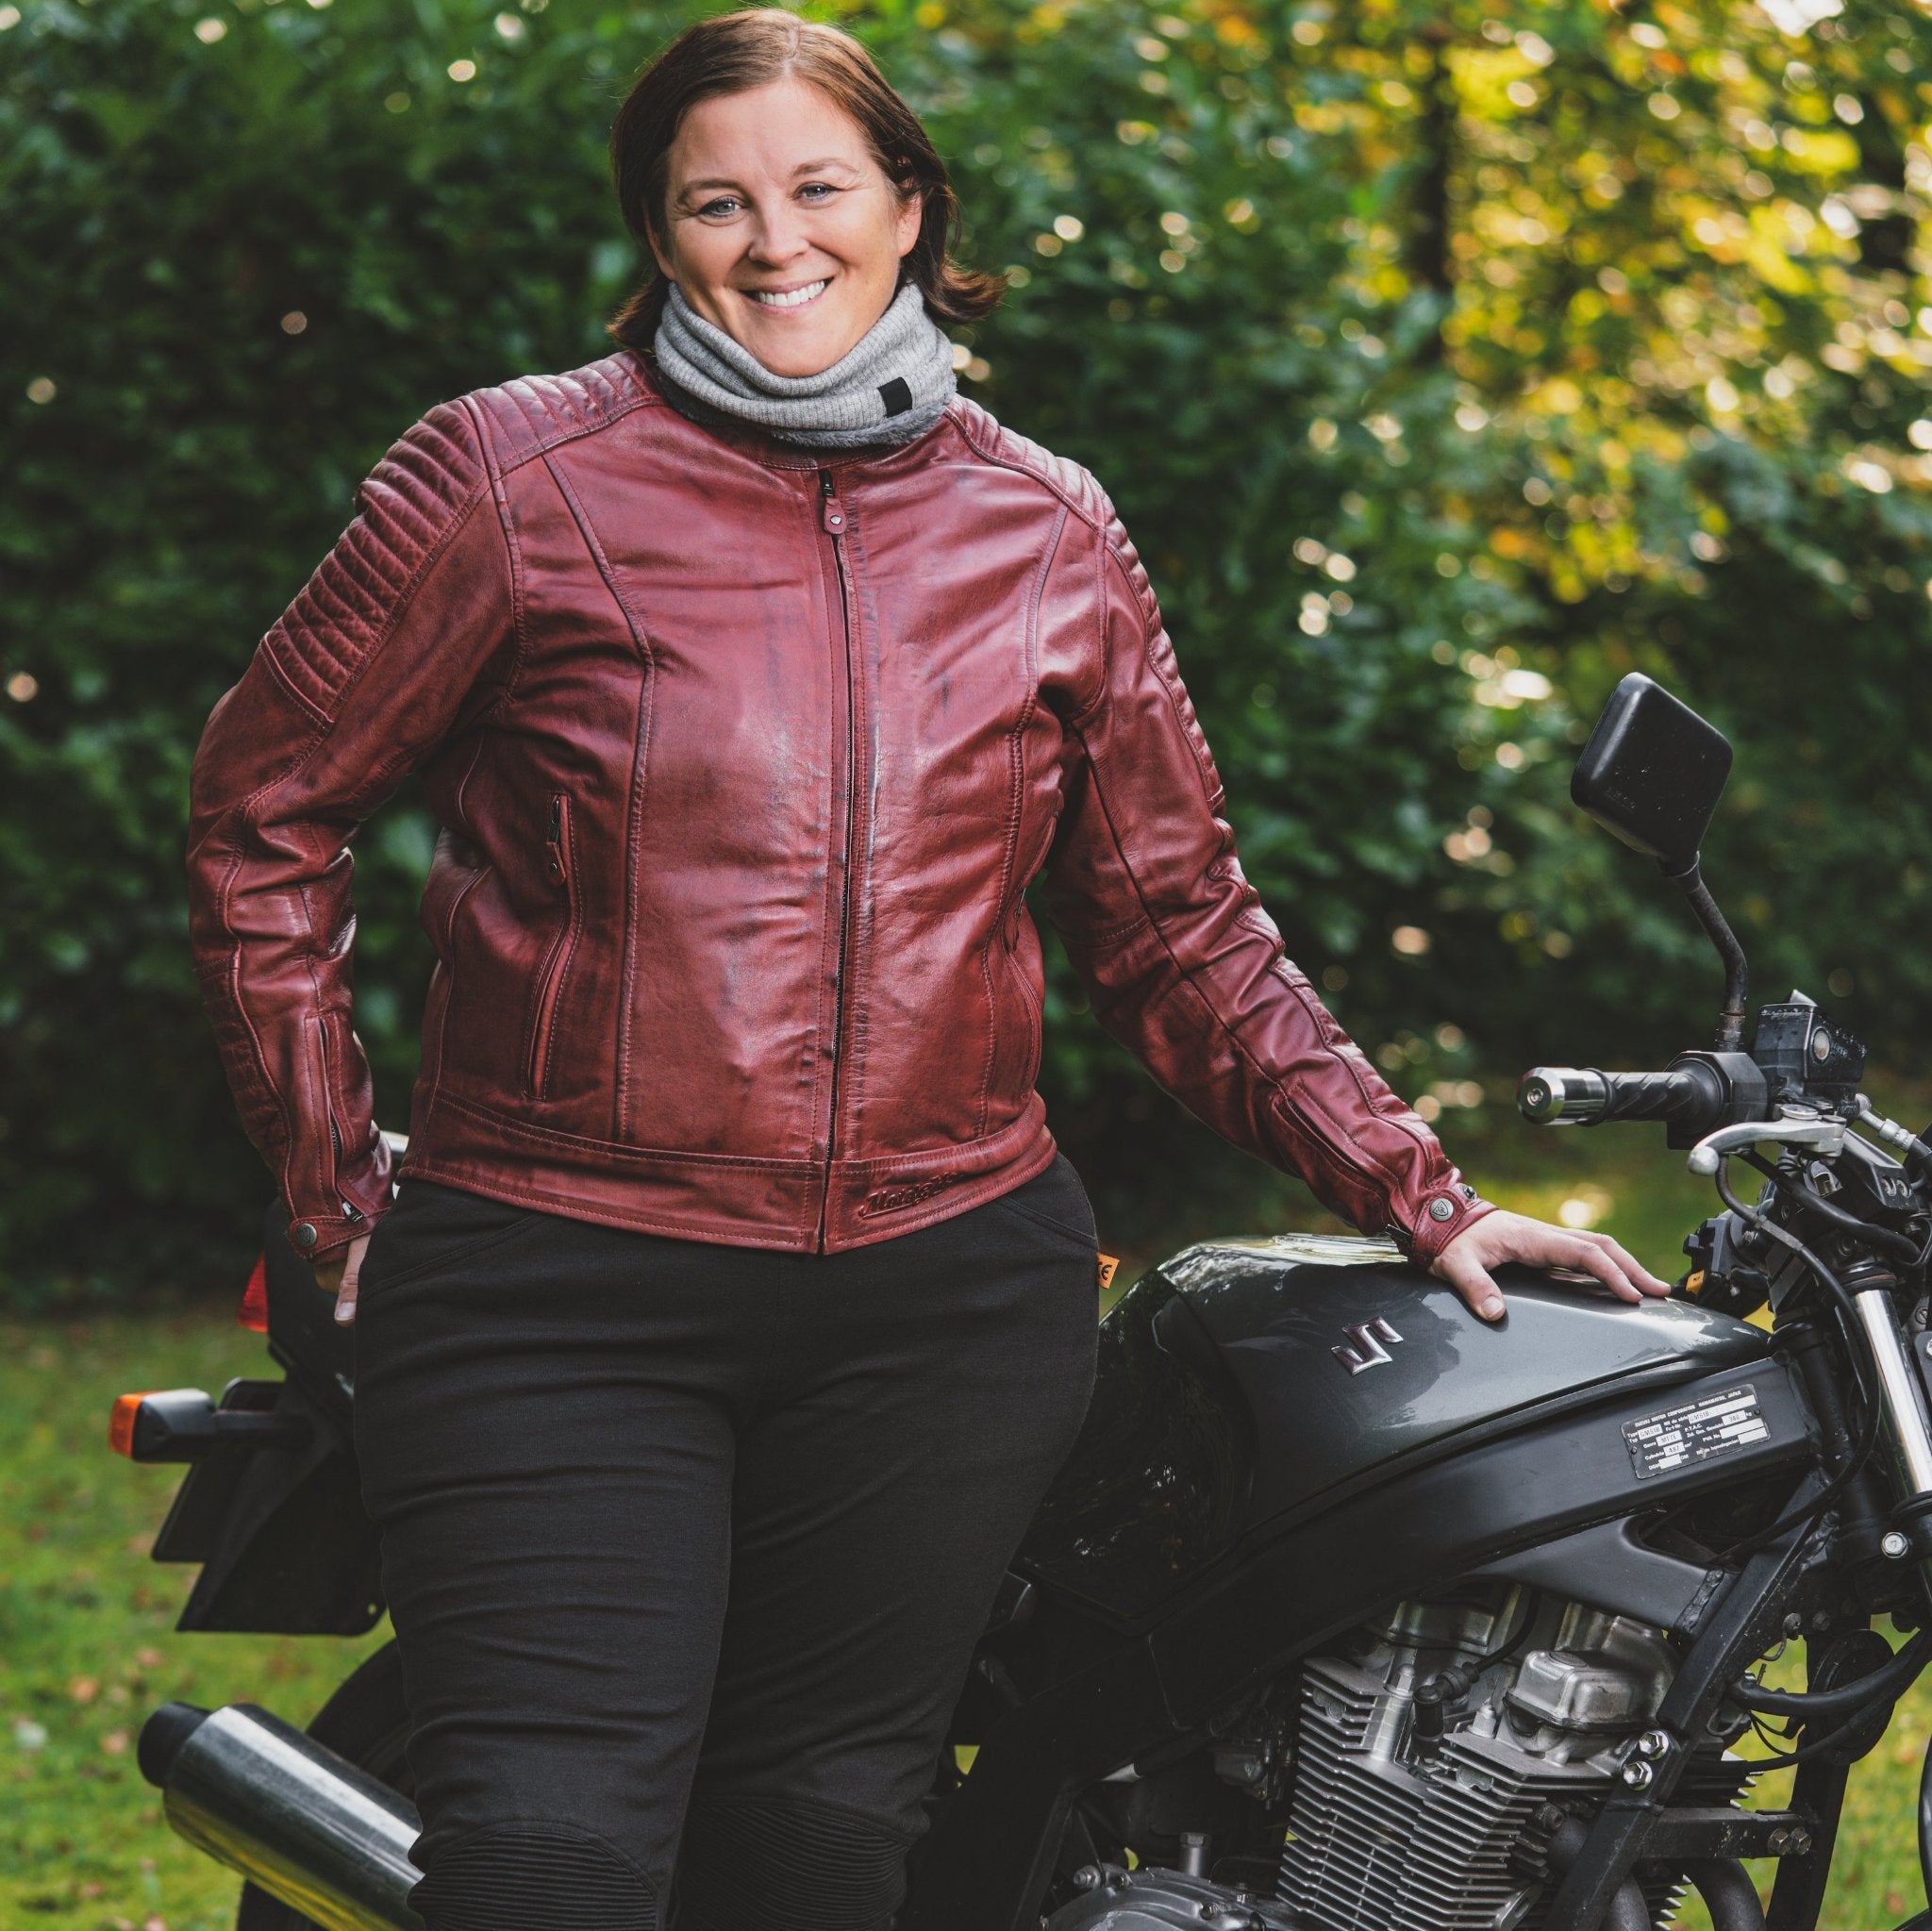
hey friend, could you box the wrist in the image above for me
[1405,1186,1497,1271]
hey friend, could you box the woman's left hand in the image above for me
[1429,1208,1672,1324]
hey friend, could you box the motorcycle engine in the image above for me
[1049,1586,1752,1931]
[1044,1866,1301,1931]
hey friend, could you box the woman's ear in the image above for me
[893,180,924,259]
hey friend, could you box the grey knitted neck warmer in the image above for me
[653,278,956,451]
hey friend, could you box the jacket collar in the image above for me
[624,349,961,478]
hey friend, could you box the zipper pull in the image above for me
[819,468,847,536]
[544,795,569,885]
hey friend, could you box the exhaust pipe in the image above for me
[140,1701,425,1931]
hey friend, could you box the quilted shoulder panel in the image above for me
[943,398,1110,527]
[466,352,658,471]
[945,399,1159,632]
[1095,494,1160,634]
[261,397,491,724]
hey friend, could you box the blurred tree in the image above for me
[2,0,1929,1294]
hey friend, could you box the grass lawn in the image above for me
[5,1090,1931,1928]
[0,1302,391,1930]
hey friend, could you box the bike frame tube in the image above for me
[1542,1519,1829,1930]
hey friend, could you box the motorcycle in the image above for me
[119,671,1932,1931]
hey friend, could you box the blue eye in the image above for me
[800,182,837,201]
[698,196,742,219]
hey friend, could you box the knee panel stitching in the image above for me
[674,1792,913,1931]
[412,1819,658,1931]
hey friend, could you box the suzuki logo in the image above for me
[1333,1317,1403,1375]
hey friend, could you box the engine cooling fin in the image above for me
[1274,1656,1752,1931]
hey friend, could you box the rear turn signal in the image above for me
[108,1391,161,1458]
[108,1387,308,1462]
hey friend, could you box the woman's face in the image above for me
[652,77,924,378]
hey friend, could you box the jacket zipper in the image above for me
[526,791,577,1099]
[315,1019,362,1225]
[814,467,857,1251]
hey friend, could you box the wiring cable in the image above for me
[1734,1624,1932,1722]
[1706,1152,1932,1737]
[1784,1175,1923,1268]
[1737,1656,1926,1773]
[1708,1156,1889,1566]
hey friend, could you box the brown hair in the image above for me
[607,8,1004,350]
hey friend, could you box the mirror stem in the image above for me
[1662,854,1749,1051]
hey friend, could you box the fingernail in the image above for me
[1481,1297,1505,1321]
[334,1304,355,1324]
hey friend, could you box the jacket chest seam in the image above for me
[535,454,659,1143]
[974,503,1070,1138]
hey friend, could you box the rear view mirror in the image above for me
[1571,674,1732,876]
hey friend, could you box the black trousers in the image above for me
[351,1156,1101,1931]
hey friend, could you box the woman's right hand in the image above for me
[314,1232,373,1325]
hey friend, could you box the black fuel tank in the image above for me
[1018,1233,1773,1622]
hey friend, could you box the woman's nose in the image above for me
[746,201,810,267]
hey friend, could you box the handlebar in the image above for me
[1518,1063,1722,1126]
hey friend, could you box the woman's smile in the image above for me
[745,277,830,310]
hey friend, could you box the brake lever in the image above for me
[1688,1109,1848,1176]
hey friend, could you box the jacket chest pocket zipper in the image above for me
[993,810,1058,1103]
[1007,940,1042,1074]
[526,792,579,1100]
[1002,889,1043,1077]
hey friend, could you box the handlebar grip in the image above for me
[1518,1065,1711,1125]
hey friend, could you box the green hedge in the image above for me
[5,0,1931,1298]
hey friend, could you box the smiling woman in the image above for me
[182,9,1661,1930]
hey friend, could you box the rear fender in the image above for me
[157,1372,383,1636]
[149,1200,382,1634]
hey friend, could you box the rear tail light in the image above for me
[238,1251,268,1332]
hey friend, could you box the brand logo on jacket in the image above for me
[1333,1317,1403,1375]
[858,1174,958,1218]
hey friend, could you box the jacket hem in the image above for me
[399,1090,1060,1254]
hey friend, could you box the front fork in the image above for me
[1852,1284,1932,1581]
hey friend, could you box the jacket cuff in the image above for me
[1395,1182,1499,1272]
[286,1214,352,1261]
[284,1136,394,1261]
[285,1198,390,1263]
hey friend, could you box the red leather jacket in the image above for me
[187,352,1496,1267]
